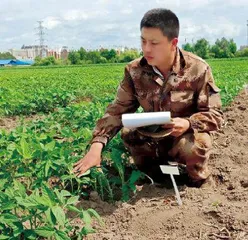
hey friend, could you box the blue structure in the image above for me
[0,59,34,66]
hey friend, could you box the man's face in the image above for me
[141,27,177,67]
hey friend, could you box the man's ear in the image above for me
[171,38,178,50]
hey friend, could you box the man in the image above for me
[73,8,223,186]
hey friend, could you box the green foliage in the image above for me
[194,38,210,59]
[0,99,142,238]
[68,51,80,65]
[0,64,123,116]
[183,37,239,59]
[235,47,248,57]
[182,43,194,53]
[33,56,58,66]
[0,180,103,239]
[100,49,117,61]
[0,52,15,60]
[66,47,141,65]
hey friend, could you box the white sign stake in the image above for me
[160,165,182,206]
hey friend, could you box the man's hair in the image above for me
[140,8,179,40]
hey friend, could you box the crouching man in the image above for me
[73,8,223,187]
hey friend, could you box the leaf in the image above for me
[23,229,37,240]
[55,230,70,240]
[129,170,142,185]
[35,226,55,238]
[0,179,8,191]
[0,213,19,225]
[45,160,52,177]
[0,201,16,211]
[80,169,91,176]
[0,234,10,239]
[87,208,104,225]
[13,180,26,198]
[66,205,81,214]
[55,189,70,205]
[60,190,71,197]
[51,206,66,226]
[81,224,95,236]
[15,197,38,208]
[45,141,56,151]
[66,196,79,205]
[19,137,33,159]
[80,210,91,226]
[41,184,57,205]
[44,209,56,226]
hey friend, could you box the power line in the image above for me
[247,20,248,47]
[36,21,46,58]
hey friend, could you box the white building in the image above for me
[9,45,48,60]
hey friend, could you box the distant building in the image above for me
[60,46,69,60]
[9,45,69,60]
[240,45,248,51]
[9,45,48,60]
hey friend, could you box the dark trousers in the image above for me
[121,128,212,181]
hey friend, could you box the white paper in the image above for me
[122,111,171,129]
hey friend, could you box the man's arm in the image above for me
[73,65,139,176]
[90,65,140,146]
[189,66,224,132]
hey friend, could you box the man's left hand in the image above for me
[162,117,190,137]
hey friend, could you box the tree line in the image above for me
[35,38,247,66]
[33,47,142,66]
[2,37,247,66]
[182,37,248,59]
[0,52,15,59]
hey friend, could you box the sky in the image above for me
[0,0,247,52]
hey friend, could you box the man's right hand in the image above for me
[73,142,103,177]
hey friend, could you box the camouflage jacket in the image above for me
[91,48,224,146]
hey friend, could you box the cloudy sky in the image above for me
[0,0,247,52]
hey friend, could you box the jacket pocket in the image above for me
[208,82,221,93]
[207,82,222,107]
[170,90,195,114]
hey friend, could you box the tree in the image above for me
[87,51,107,64]
[78,47,87,61]
[68,51,80,64]
[235,48,248,57]
[182,43,194,53]
[33,56,57,66]
[228,39,237,55]
[194,38,210,59]
[119,49,140,63]
[100,49,117,61]
[0,52,15,59]
[210,38,237,58]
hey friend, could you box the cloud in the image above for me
[62,9,109,21]
[121,7,133,15]
[226,0,248,6]
[0,0,246,52]
[43,17,61,29]
[155,0,214,10]
[202,18,241,39]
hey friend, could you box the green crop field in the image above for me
[0,58,247,239]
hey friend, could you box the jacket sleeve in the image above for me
[189,66,224,133]
[90,65,139,146]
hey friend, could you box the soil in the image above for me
[0,114,44,131]
[82,91,248,240]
